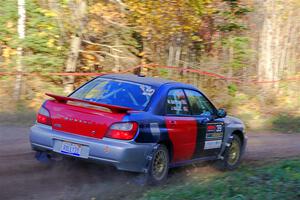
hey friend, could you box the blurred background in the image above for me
[0,0,299,132]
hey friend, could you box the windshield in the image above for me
[70,78,156,110]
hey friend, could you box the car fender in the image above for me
[219,116,247,158]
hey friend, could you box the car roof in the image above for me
[100,74,178,87]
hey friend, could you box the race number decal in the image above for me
[206,123,224,140]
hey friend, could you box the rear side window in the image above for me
[184,89,215,115]
[166,89,190,115]
[70,78,156,110]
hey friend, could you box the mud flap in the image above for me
[217,135,234,160]
[143,144,159,173]
[133,144,159,185]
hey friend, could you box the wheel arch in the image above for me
[231,130,245,146]
[158,140,173,162]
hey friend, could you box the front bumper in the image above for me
[30,124,155,173]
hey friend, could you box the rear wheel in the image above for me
[148,145,169,184]
[216,134,242,170]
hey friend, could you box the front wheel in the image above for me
[148,145,169,184]
[216,134,242,170]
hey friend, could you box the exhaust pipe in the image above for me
[35,151,52,163]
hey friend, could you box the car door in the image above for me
[184,89,225,158]
[164,89,198,162]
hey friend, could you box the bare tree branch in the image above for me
[82,40,125,52]
[80,50,135,60]
[101,15,129,28]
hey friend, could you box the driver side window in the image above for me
[184,89,215,115]
[166,89,190,115]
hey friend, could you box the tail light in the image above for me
[37,106,52,126]
[105,122,138,140]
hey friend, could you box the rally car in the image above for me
[30,74,247,184]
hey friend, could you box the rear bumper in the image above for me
[30,124,155,173]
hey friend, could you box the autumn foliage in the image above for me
[0,0,299,131]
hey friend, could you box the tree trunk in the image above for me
[258,0,272,82]
[174,46,181,67]
[112,37,121,72]
[278,10,292,79]
[289,21,299,75]
[272,4,281,82]
[64,36,82,94]
[63,0,86,94]
[258,0,299,87]
[182,47,188,77]
[167,44,175,79]
[167,44,175,66]
[13,0,26,100]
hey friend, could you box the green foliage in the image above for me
[228,83,238,96]
[23,54,64,72]
[223,36,251,69]
[217,0,250,32]
[0,0,18,44]
[272,114,300,133]
[0,0,66,73]
[141,159,300,200]
[24,0,66,72]
[189,0,213,16]
[234,7,252,15]
[0,0,18,69]
[218,22,247,32]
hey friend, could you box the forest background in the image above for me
[0,0,299,131]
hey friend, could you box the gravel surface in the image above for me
[1,125,300,200]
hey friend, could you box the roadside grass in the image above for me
[141,158,300,200]
[272,114,300,133]
[0,100,37,126]
[0,111,36,126]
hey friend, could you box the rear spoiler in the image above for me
[45,93,132,113]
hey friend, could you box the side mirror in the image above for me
[217,108,227,118]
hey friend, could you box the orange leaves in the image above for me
[89,2,125,21]
[89,19,103,33]
[125,0,213,43]
[88,2,127,33]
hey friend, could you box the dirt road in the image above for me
[1,125,300,200]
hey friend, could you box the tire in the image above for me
[147,145,169,185]
[215,134,242,171]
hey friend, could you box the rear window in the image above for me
[70,78,156,110]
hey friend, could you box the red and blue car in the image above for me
[30,74,247,183]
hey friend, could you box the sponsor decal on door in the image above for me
[204,122,224,149]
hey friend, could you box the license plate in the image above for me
[60,141,82,157]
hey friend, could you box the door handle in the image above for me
[170,120,177,125]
